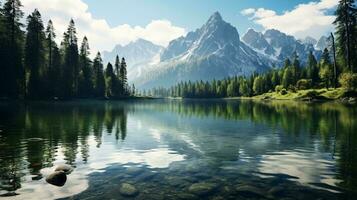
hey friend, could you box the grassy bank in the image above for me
[252,88,357,102]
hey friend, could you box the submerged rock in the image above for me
[188,182,217,196]
[46,171,67,187]
[236,185,265,197]
[55,164,73,175]
[268,186,285,196]
[125,167,144,175]
[119,183,139,197]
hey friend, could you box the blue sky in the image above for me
[21,0,339,54]
[83,0,311,34]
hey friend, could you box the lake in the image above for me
[0,100,356,199]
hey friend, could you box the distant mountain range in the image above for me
[103,12,331,89]
[102,39,163,79]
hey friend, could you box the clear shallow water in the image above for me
[0,100,356,199]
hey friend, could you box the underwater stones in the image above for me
[188,182,217,196]
[176,193,197,200]
[46,171,67,187]
[135,171,156,181]
[119,183,139,197]
[268,186,285,197]
[235,185,266,198]
[165,176,190,188]
[125,167,144,175]
[55,164,73,175]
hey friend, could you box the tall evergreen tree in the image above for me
[78,36,93,97]
[292,52,301,84]
[307,51,319,86]
[115,55,120,76]
[93,52,105,98]
[105,62,117,98]
[62,19,79,98]
[320,48,333,89]
[1,0,24,98]
[283,58,291,69]
[25,9,46,99]
[45,20,59,98]
[0,1,6,97]
[333,0,357,72]
[119,57,128,95]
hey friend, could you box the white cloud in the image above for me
[21,0,186,55]
[241,0,339,39]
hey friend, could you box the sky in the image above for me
[20,0,339,55]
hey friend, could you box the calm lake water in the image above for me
[0,100,356,199]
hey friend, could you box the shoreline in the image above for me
[1,88,356,104]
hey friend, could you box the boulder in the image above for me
[188,182,217,196]
[55,164,73,175]
[236,185,266,198]
[46,171,67,187]
[119,183,139,197]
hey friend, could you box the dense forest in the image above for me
[148,0,357,98]
[0,0,134,100]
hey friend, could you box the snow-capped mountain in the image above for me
[102,39,163,68]
[241,29,276,57]
[243,29,322,65]
[133,12,273,89]
[316,36,330,50]
[302,36,318,46]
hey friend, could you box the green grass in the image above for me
[254,88,349,101]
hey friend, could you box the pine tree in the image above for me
[307,51,319,86]
[105,62,117,98]
[131,84,135,96]
[25,9,46,99]
[1,0,24,98]
[119,57,128,96]
[282,67,294,88]
[62,19,79,98]
[0,1,6,97]
[45,20,61,98]
[320,48,333,89]
[78,36,93,97]
[292,52,301,84]
[115,55,120,76]
[283,58,291,69]
[93,52,105,98]
[334,0,357,72]
[45,20,56,97]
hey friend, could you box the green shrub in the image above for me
[288,85,297,93]
[305,90,318,98]
[275,85,283,93]
[339,73,357,90]
[280,89,288,95]
[296,79,312,90]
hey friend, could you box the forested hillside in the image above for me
[0,0,134,100]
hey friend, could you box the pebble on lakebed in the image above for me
[46,171,67,187]
[119,183,139,197]
[188,182,217,196]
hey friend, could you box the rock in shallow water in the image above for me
[188,182,217,196]
[236,185,266,197]
[55,164,73,175]
[46,171,67,187]
[119,183,139,197]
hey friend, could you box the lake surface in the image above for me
[0,99,356,199]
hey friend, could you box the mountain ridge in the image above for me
[133,12,274,89]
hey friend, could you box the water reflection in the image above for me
[0,100,356,199]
